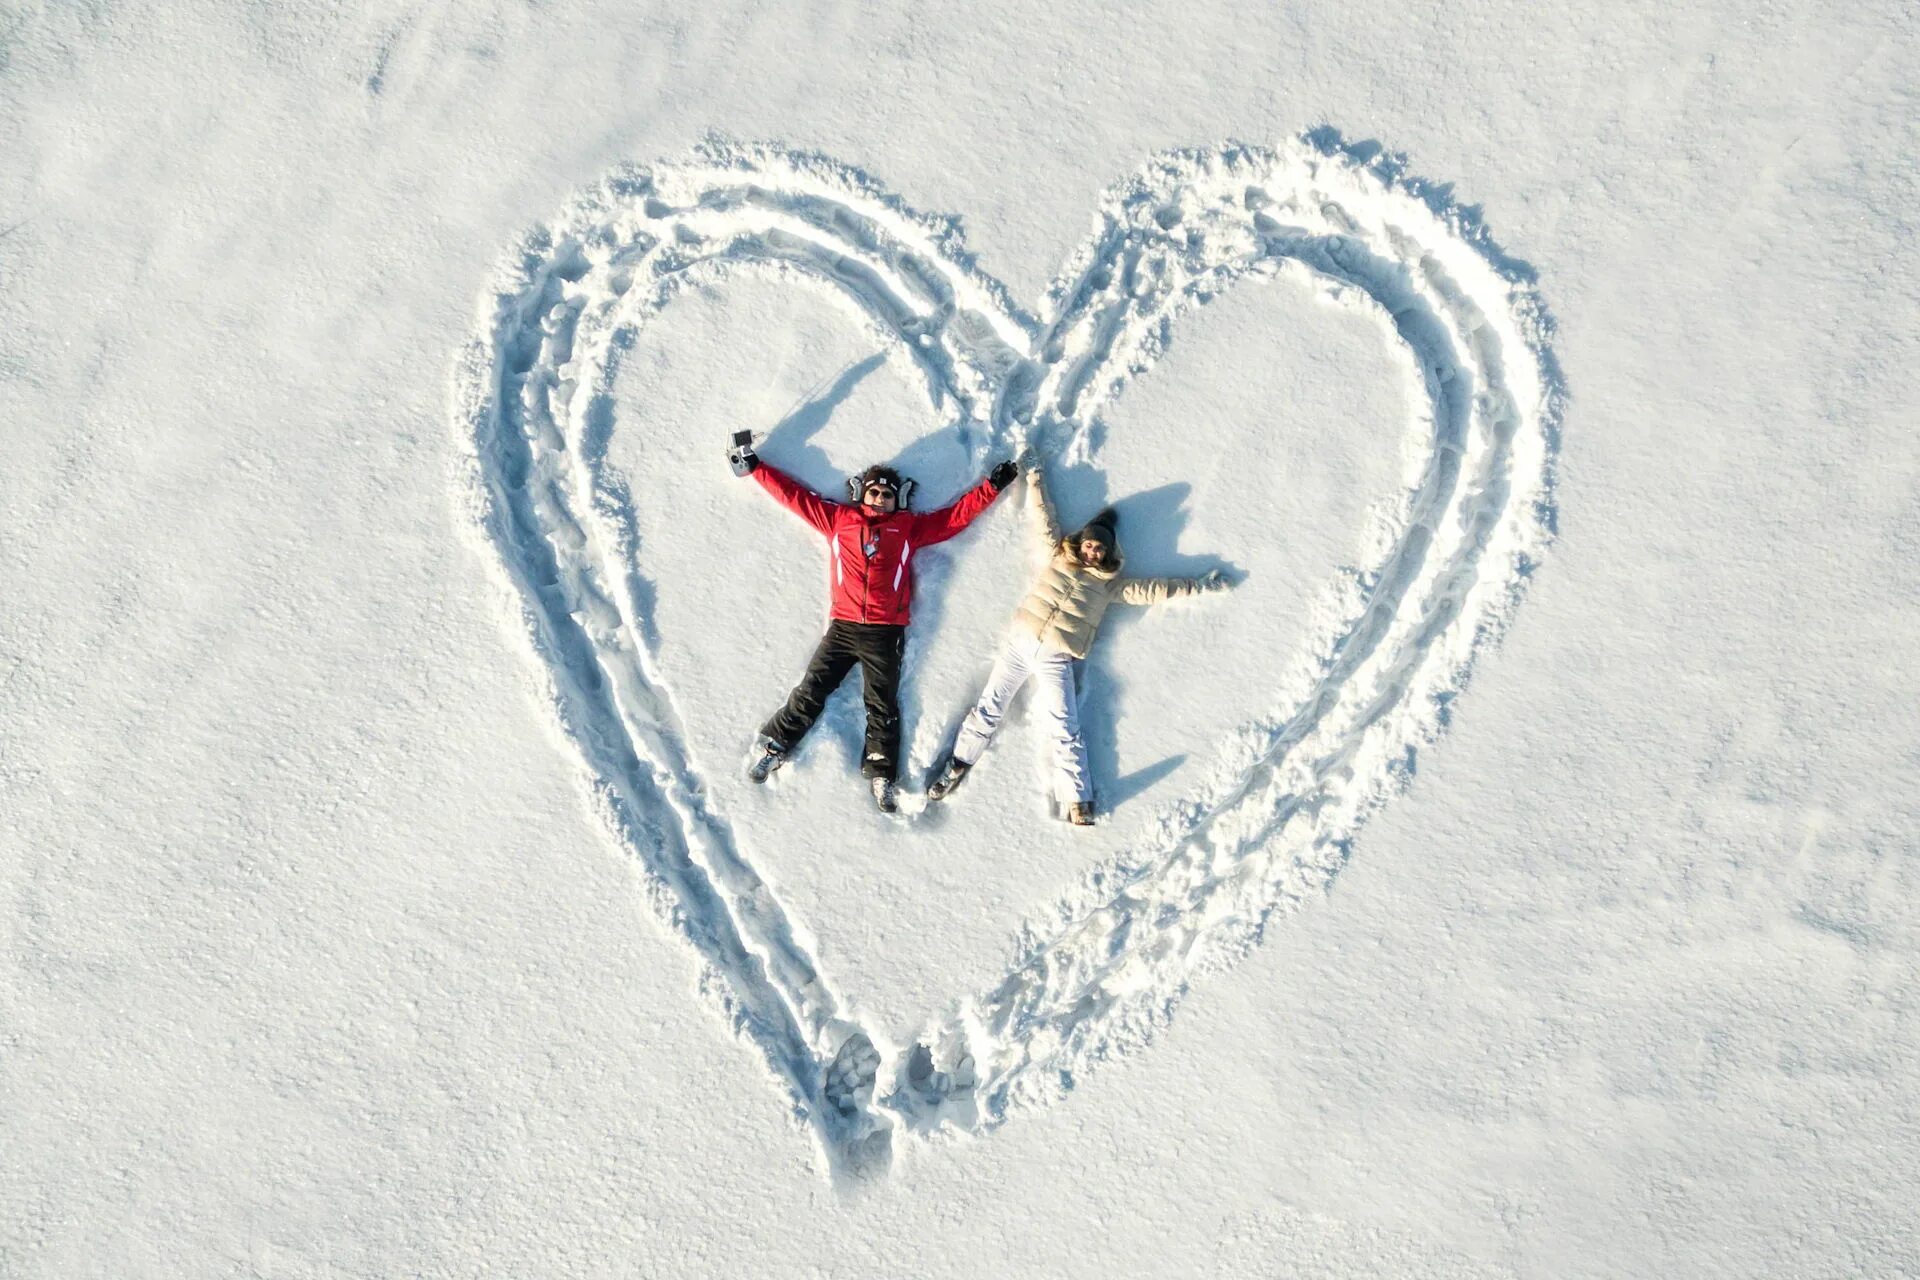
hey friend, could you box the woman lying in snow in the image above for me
[927,463,1233,826]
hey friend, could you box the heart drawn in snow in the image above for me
[454,135,1559,1182]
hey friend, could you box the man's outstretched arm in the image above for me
[909,459,1017,545]
[748,461,842,534]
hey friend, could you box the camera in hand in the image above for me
[728,430,758,477]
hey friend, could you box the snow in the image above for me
[3,0,1916,1276]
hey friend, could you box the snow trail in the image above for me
[921,146,1557,1122]
[453,137,1559,1172]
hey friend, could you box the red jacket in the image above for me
[752,464,1003,625]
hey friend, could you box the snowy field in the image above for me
[3,1,1917,1276]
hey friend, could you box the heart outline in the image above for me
[453,135,1560,1181]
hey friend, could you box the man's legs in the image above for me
[1029,648,1092,804]
[761,623,859,752]
[950,637,1036,767]
[852,623,907,780]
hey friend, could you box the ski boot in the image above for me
[926,755,971,801]
[1067,800,1096,827]
[747,737,787,784]
[870,776,900,815]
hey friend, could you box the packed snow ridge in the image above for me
[452,135,1560,1181]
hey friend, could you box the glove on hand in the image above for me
[988,459,1018,491]
[728,433,759,476]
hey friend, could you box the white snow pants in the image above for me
[951,634,1092,804]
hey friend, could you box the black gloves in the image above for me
[988,459,1018,492]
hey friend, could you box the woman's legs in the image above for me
[1029,649,1092,804]
[951,637,1036,766]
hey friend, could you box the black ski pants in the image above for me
[761,620,906,779]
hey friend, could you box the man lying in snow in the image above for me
[732,437,1016,813]
[927,462,1233,826]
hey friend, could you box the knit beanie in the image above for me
[1075,507,1118,549]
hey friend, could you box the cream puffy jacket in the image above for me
[1010,469,1216,659]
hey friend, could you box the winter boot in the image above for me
[747,737,787,784]
[1067,800,1096,827]
[926,756,971,801]
[870,776,900,814]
